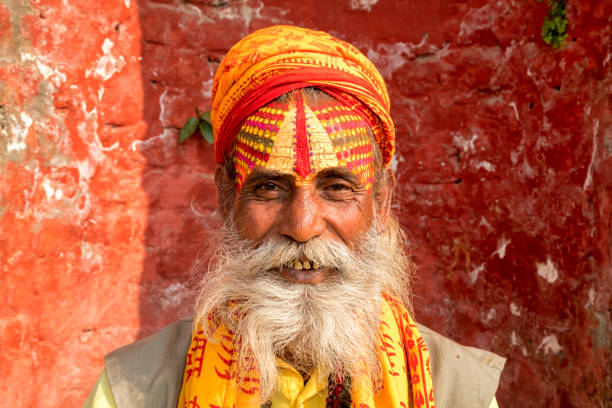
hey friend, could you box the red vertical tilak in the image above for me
[295,92,311,178]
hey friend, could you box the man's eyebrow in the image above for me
[243,168,292,185]
[316,167,361,183]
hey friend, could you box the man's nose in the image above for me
[279,187,326,243]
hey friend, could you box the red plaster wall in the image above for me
[1,0,610,406]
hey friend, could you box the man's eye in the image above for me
[326,183,351,191]
[257,182,280,191]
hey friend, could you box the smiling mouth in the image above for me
[283,259,320,270]
[279,258,330,284]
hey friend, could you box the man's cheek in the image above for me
[235,202,278,240]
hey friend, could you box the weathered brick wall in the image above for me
[1,0,610,406]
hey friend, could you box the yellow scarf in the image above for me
[177,295,435,408]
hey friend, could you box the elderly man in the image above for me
[84,25,505,408]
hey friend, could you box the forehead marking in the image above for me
[232,95,374,190]
[294,92,311,178]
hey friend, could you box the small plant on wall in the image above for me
[539,0,568,49]
[179,109,213,144]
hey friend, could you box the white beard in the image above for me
[193,217,412,401]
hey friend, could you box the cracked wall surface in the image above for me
[0,0,610,406]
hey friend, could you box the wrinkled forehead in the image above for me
[231,90,376,190]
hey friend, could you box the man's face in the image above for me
[232,165,377,284]
[223,90,387,284]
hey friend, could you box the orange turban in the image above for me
[211,25,395,166]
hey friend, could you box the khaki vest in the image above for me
[104,318,505,408]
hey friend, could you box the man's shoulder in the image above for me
[103,318,194,408]
[418,323,506,408]
[106,318,193,365]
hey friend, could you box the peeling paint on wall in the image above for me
[348,0,378,12]
[537,334,562,355]
[536,258,559,284]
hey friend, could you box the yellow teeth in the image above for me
[284,259,320,270]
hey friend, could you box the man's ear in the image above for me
[375,166,396,231]
[215,165,235,220]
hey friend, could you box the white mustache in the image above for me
[229,235,357,277]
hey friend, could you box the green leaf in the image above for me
[179,117,200,144]
[199,110,212,124]
[199,120,214,144]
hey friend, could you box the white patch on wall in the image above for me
[521,158,536,179]
[81,240,104,269]
[159,282,191,309]
[6,112,32,153]
[86,38,126,81]
[478,216,494,232]
[20,110,33,132]
[238,0,265,28]
[510,150,519,165]
[41,178,64,201]
[453,133,478,152]
[158,87,169,126]
[536,258,559,283]
[583,119,598,191]
[458,3,498,40]
[131,131,167,151]
[469,263,484,285]
[390,153,404,173]
[475,161,496,172]
[41,179,55,200]
[366,43,411,79]
[509,101,520,121]
[124,0,130,8]
[365,34,431,79]
[35,59,67,87]
[510,302,521,316]
[21,52,67,87]
[6,251,23,266]
[349,0,378,12]
[81,241,94,261]
[585,286,596,309]
[482,307,496,323]
[493,237,510,259]
[130,129,176,163]
[102,38,113,54]
[21,111,32,128]
[510,330,519,346]
[604,49,612,66]
[200,78,214,100]
[537,334,562,355]
[75,159,95,221]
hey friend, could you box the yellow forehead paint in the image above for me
[232,93,375,190]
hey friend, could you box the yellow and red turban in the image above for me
[211,25,395,167]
